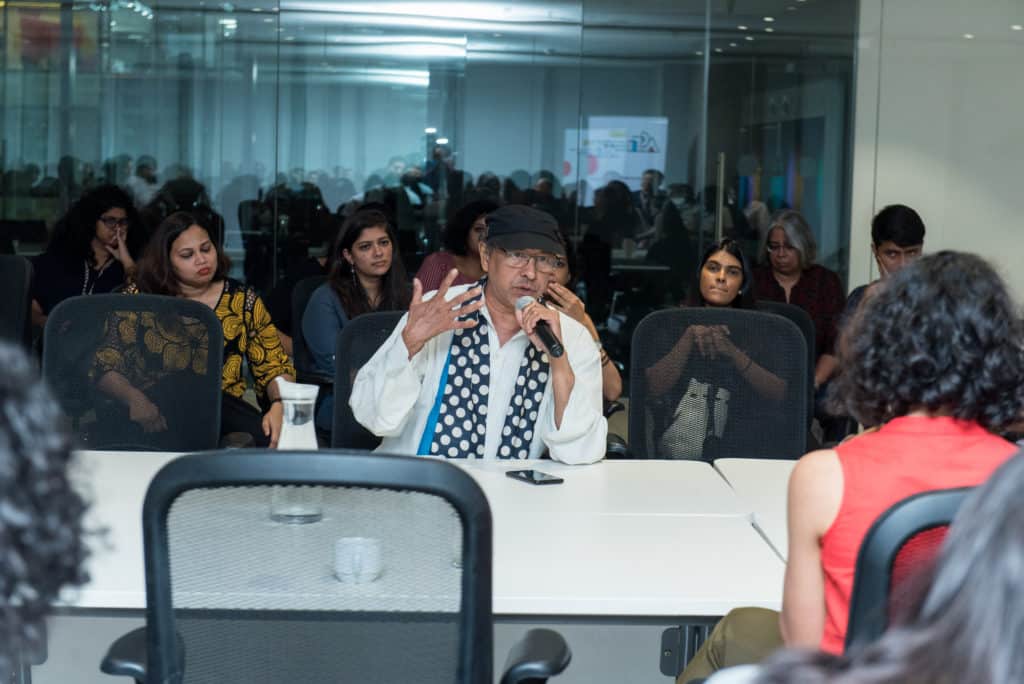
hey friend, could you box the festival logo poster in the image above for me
[563,117,668,202]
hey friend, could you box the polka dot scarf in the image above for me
[421,285,550,459]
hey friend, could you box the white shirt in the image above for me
[124,175,158,208]
[350,284,607,464]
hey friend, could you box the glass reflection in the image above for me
[0,0,857,395]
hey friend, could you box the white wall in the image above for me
[851,0,1024,298]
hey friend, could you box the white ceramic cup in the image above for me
[334,537,383,583]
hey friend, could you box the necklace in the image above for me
[82,258,115,295]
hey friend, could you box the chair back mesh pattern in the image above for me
[756,301,816,424]
[42,293,224,451]
[331,311,405,448]
[144,450,491,684]
[0,255,33,348]
[628,307,808,460]
[845,488,969,652]
[290,275,328,379]
[886,525,947,623]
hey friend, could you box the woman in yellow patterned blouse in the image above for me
[97,211,295,446]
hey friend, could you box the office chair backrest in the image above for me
[756,300,815,425]
[43,293,223,451]
[0,255,33,349]
[629,307,808,460]
[142,450,493,683]
[290,275,329,378]
[331,310,405,449]
[844,487,969,652]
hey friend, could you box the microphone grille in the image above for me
[515,295,536,311]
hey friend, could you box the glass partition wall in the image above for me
[1,0,857,383]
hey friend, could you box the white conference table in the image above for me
[41,451,785,683]
[713,458,796,560]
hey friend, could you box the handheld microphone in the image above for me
[515,296,564,358]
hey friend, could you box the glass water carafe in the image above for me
[269,378,322,523]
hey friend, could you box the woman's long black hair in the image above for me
[326,208,411,317]
[685,238,756,309]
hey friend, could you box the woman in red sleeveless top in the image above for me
[680,251,1024,683]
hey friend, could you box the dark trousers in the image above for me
[221,393,270,447]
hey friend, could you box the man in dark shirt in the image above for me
[842,204,926,325]
[632,169,667,229]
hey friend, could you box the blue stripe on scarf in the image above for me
[416,347,453,455]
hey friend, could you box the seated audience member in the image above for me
[416,200,498,291]
[301,208,412,432]
[678,251,1024,682]
[265,249,329,357]
[713,448,1024,684]
[753,210,845,390]
[645,239,786,460]
[588,180,646,248]
[843,204,925,321]
[351,205,606,463]
[125,155,159,208]
[545,244,622,402]
[32,185,145,328]
[645,200,697,304]
[0,342,89,668]
[632,168,667,228]
[743,200,771,239]
[99,212,295,447]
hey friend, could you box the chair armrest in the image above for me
[603,400,625,419]
[605,433,630,459]
[100,627,147,681]
[500,628,571,684]
[296,370,334,387]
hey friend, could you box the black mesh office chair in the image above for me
[331,311,405,449]
[844,487,969,652]
[100,450,571,683]
[628,307,808,460]
[42,294,224,451]
[756,301,815,427]
[0,255,33,349]
[290,275,331,384]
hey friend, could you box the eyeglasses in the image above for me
[499,248,566,274]
[99,215,130,229]
[766,242,796,253]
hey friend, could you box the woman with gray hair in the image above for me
[753,209,845,391]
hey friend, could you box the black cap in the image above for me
[485,205,565,256]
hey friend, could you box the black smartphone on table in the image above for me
[506,469,564,485]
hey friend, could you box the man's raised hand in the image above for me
[401,269,484,358]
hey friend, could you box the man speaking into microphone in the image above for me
[351,205,606,464]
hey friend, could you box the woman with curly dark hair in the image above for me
[301,208,411,432]
[0,342,89,669]
[31,184,146,328]
[415,199,499,291]
[678,251,1024,683]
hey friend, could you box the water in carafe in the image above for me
[275,377,319,450]
[269,378,322,523]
